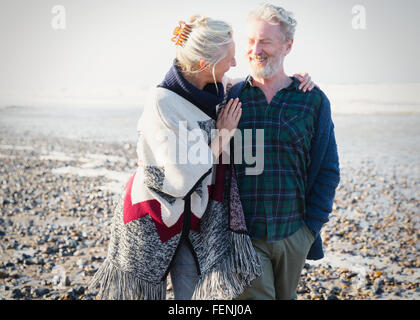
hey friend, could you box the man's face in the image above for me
[246,18,292,79]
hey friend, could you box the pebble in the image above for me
[11,288,24,299]
[76,259,87,269]
[35,287,50,298]
[329,286,342,295]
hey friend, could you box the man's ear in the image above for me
[284,38,294,56]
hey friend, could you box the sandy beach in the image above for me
[0,102,419,300]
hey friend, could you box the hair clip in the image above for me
[171,21,192,47]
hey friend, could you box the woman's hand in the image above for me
[210,98,242,159]
[216,98,242,136]
[293,72,318,92]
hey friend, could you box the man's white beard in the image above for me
[249,54,282,79]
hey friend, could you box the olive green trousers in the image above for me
[235,224,316,300]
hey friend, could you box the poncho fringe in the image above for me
[88,231,261,300]
[192,232,261,300]
[88,259,166,300]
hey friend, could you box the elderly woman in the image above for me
[89,15,315,300]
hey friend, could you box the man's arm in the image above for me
[305,111,340,235]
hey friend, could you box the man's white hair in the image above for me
[247,3,297,41]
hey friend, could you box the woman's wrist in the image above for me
[210,129,235,158]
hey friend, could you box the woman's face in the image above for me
[207,40,237,82]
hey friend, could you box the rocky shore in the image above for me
[0,128,419,300]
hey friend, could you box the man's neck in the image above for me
[252,70,292,104]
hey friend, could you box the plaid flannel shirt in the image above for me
[234,76,322,241]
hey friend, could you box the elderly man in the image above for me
[232,3,340,300]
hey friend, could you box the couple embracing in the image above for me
[90,3,340,300]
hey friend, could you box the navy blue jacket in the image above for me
[228,79,340,260]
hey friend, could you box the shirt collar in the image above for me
[245,75,300,92]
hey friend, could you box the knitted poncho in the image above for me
[89,84,262,300]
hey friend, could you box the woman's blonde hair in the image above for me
[175,15,233,86]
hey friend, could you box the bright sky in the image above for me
[0,0,419,101]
